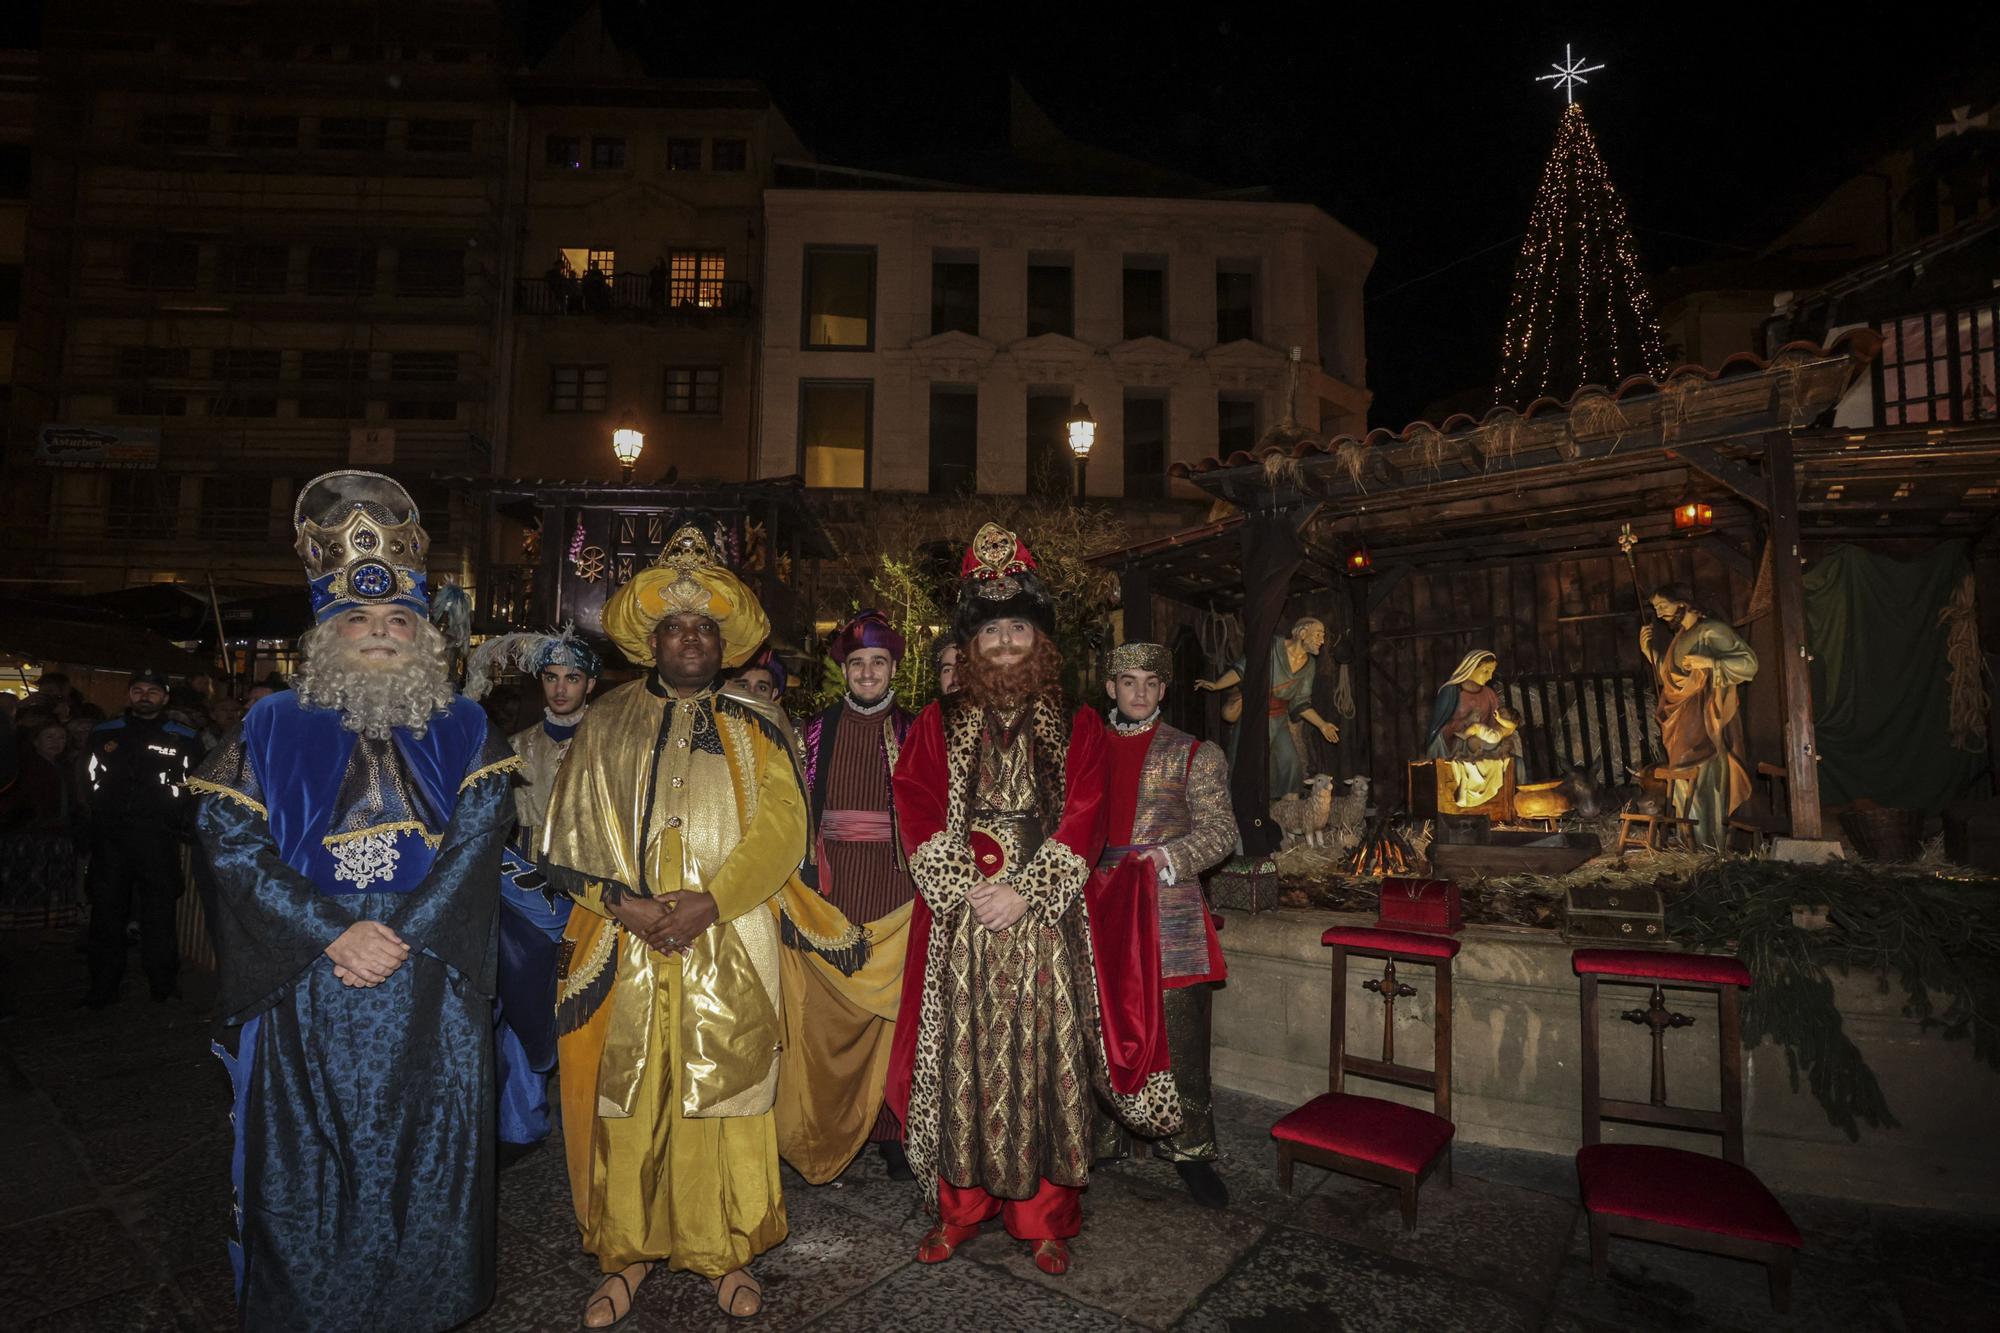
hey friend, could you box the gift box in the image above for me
[1374,877,1462,934]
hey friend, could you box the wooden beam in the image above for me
[1367,562,1412,612]
[1697,534,1754,582]
[1666,444,1772,511]
[1764,432,1823,839]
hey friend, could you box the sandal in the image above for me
[581,1261,651,1329]
[916,1221,981,1263]
[713,1268,763,1318]
[1031,1238,1070,1275]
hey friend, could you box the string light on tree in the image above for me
[1495,50,1667,409]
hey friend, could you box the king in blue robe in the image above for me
[193,470,517,1332]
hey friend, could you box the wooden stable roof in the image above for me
[1098,335,2000,610]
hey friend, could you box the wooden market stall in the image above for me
[1096,332,2000,855]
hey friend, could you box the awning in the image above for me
[0,595,217,677]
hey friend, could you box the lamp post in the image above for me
[1065,400,1096,500]
[611,416,645,484]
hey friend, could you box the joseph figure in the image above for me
[1195,617,1339,799]
[539,517,805,1325]
[1641,583,1759,849]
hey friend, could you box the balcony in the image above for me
[513,274,754,324]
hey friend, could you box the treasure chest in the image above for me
[1375,877,1462,935]
[1561,884,1667,945]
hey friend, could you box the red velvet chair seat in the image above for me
[1322,926,1463,960]
[1577,1144,1802,1248]
[1272,1093,1455,1174]
[1572,949,1752,987]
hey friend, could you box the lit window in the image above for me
[800,380,871,488]
[803,248,875,349]
[668,249,725,306]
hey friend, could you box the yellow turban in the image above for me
[601,522,770,670]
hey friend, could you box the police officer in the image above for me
[82,667,202,1007]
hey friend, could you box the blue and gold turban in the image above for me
[293,470,430,623]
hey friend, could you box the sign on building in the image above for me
[349,426,397,464]
[35,424,162,469]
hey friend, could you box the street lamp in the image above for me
[611,416,645,484]
[1065,400,1096,499]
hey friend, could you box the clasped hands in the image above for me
[325,920,409,988]
[969,877,1029,931]
[610,890,720,957]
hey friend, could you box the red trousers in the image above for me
[937,1176,1081,1240]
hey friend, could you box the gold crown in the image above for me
[293,470,430,617]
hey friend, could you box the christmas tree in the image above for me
[1495,101,1668,408]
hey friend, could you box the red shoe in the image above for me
[916,1222,981,1263]
[1030,1239,1070,1275]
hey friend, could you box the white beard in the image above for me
[293,619,455,741]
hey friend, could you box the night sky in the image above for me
[593,4,1999,427]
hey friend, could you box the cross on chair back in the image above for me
[1270,927,1458,1229]
[1572,949,1802,1312]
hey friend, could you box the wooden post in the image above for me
[1347,576,1375,788]
[1763,431,1823,839]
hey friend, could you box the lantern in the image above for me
[1345,546,1374,575]
[611,418,645,484]
[1672,500,1713,531]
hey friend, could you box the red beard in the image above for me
[959,631,1063,709]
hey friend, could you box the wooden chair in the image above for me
[1271,927,1457,1229]
[1572,949,1802,1311]
[1615,764,1700,853]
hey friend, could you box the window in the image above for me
[1026,389,1073,499]
[591,136,626,170]
[931,254,979,336]
[106,473,182,540]
[802,247,875,349]
[209,348,282,417]
[318,116,386,151]
[1123,256,1167,341]
[215,243,290,295]
[667,138,702,171]
[395,246,464,298]
[668,249,725,306]
[1216,262,1259,344]
[138,111,208,148]
[1218,395,1258,452]
[126,239,200,292]
[230,114,299,150]
[546,135,582,169]
[202,475,272,542]
[306,245,376,297]
[1124,392,1167,498]
[663,366,722,415]
[406,118,473,153]
[928,385,978,495]
[799,380,871,488]
[298,349,370,418]
[115,347,190,415]
[549,364,609,414]
[1027,257,1074,338]
[388,352,457,420]
[711,138,747,171]
[1876,304,1999,425]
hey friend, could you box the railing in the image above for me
[514,274,754,320]
[1501,671,1660,788]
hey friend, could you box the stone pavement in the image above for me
[1,930,1992,1332]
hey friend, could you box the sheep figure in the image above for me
[1323,775,1371,851]
[1271,774,1337,850]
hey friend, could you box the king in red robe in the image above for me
[886,523,1179,1278]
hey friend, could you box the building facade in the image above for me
[5,0,511,596]
[755,188,1374,502]
[503,11,808,486]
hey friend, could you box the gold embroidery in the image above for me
[189,777,267,820]
[458,753,523,793]
[321,819,444,851]
[556,908,617,1006]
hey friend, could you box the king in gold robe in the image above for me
[539,516,805,1323]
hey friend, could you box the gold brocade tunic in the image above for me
[541,680,805,1278]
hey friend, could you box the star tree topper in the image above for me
[1536,43,1605,105]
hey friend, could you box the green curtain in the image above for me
[1804,541,1984,813]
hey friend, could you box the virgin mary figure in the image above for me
[1424,650,1520,810]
